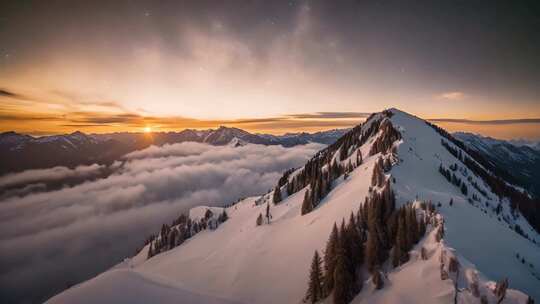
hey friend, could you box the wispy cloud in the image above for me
[0,102,366,135]
[0,88,25,99]
[287,112,371,119]
[436,91,467,101]
[429,118,540,125]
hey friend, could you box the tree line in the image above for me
[428,121,540,234]
[304,181,427,304]
[439,138,540,235]
[438,163,469,196]
[147,209,229,259]
[274,112,397,207]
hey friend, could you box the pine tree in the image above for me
[392,214,405,267]
[461,183,468,196]
[324,223,339,294]
[312,180,321,207]
[306,250,324,303]
[371,159,385,187]
[169,228,178,249]
[219,210,228,223]
[365,228,381,273]
[403,207,412,250]
[494,278,508,304]
[346,214,364,293]
[347,213,363,272]
[333,249,353,304]
[287,180,294,196]
[266,202,271,224]
[408,206,419,244]
[372,269,384,290]
[147,241,154,259]
[365,192,389,271]
[340,144,348,161]
[301,189,313,215]
[273,185,282,204]
[371,162,379,187]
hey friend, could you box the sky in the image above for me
[1,0,540,139]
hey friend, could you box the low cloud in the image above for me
[0,142,323,303]
[436,91,467,101]
[0,164,104,189]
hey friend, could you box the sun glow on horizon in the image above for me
[143,126,152,133]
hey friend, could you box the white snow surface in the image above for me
[46,109,539,304]
[387,109,540,300]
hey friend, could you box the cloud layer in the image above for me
[0,164,104,188]
[0,142,323,303]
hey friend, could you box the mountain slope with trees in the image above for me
[46,109,539,304]
[454,132,540,199]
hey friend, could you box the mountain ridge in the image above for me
[0,127,349,176]
[46,108,540,304]
[455,132,540,198]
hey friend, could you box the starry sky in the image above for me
[1,0,540,138]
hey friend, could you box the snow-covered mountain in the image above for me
[46,109,539,304]
[455,132,540,198]
[0,128,348,176]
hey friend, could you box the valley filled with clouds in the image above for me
[0,142,323,303]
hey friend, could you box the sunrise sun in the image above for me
[143,126,152,133]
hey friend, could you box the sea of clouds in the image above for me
[0,142,323,304]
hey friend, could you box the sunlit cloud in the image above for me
[0,91,366,135]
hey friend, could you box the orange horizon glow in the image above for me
[1,100,540,140]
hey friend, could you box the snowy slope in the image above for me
[46,267,240,304]
[351,219,529,304]
[387,109,540,300]
[46,109,538,304]
[47,125,379,304]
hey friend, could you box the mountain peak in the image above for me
[70,130,86,136]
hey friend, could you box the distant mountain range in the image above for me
[455,132,540,198]
[0,127,348,175]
